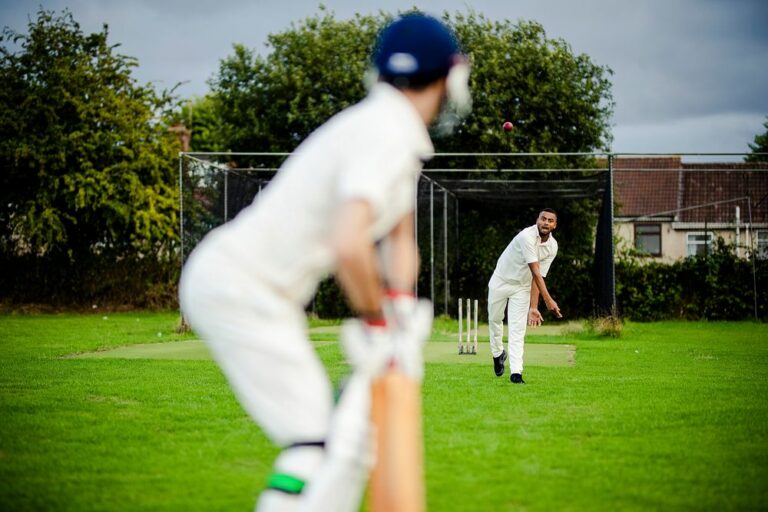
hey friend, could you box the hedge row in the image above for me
[1,240,765,321]
[615,240,767,321]
[268,240,768,322]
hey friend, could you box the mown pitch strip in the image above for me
[72,339,575,367]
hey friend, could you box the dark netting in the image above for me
[180,156,227,264]
[180,153,286,264]
[181,152,616,318]
[223,170,270,222]
[181,152,768,320]
[423,153,613,317]
[416,176,459,316]
[594,168,615,315]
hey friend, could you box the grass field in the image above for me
[1,313,767,511]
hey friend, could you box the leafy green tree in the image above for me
[746,116,768,162]
[209,9,613,155]
[204,9,615,316]
[210,7,382,152]
[0,10,180,304]
[172,95,227,153]
[448,13,614,154]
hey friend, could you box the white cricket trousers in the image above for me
[179,243,333,447]
[180,240,373,512]
[487,273,530,375]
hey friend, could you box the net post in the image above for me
[224,167,229,222]
[473,299,479,354]
[414,175,419,298]
[748,196,759,320]
[178,153,187,331]
[178,153,184,272]
[443,188,449,316]
[458,298,463,354]
[607,154,616,313]
[430,181,435,311]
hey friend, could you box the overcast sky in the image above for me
[2,0,767,158]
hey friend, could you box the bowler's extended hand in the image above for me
[528,308,543,327]
[546,299,563,318]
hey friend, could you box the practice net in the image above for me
[179,152,768,320]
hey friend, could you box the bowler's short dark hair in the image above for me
[540,208,557,218]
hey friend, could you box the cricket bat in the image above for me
[369,368,425,512]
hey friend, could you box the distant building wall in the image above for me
[616,219,766,261]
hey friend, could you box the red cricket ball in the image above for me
[503,121,514,132]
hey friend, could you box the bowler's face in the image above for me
[536,211,557,236]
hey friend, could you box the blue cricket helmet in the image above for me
[373,14,462,84]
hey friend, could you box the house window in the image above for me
[635,224,661,256]
[686,232,713,257]
[758,231,768,260]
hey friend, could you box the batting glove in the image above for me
[340,318,393,379]
[384,290,433,381]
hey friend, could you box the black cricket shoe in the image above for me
[510,373,525,384]
[493,349,507,377]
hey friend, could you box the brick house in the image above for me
[613,157,768,260]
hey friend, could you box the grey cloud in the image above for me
[1,0,766,154]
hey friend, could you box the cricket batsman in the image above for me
[179,14,471,512]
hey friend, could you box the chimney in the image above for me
[169,123,191,152]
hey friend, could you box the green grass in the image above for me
[1,313,767,511]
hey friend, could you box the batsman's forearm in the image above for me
[382,214,419,291]
[336,244,384,317]
[385,242,418,292]
[332,200,385,318]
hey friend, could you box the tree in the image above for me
[204,9,615,316]
[210,7,382,152]
[0,10,180,304]
[172,95,227,153]
[746,116,768,162]
[449,13,614,153]
[209,9,614,155]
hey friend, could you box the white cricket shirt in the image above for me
[492,224,558,286]
[202,83,433,305]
